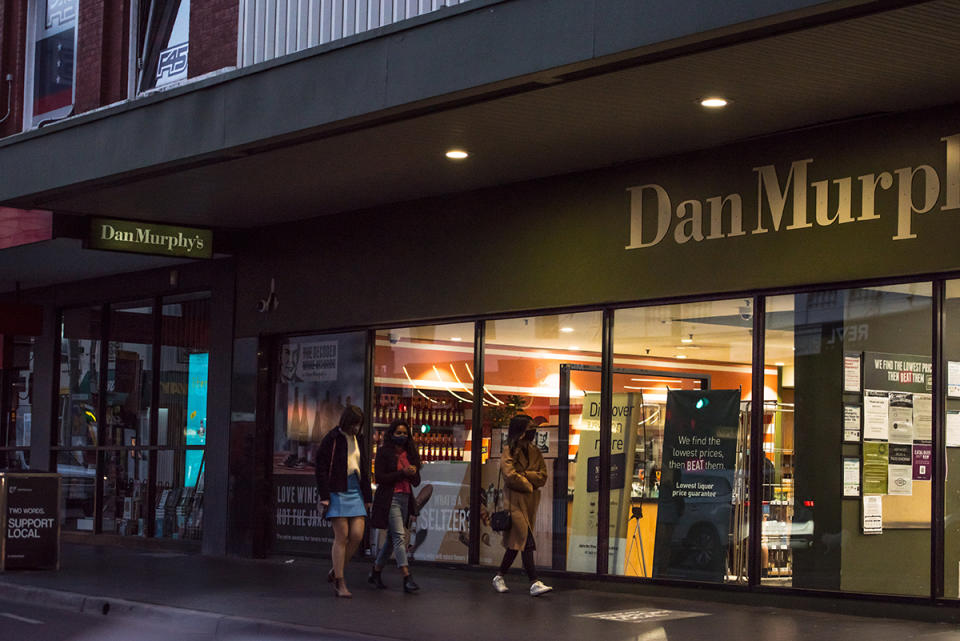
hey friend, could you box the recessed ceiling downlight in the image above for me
[445,149,469,160]
[700,97,729,108]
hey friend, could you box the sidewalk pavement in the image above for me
[2,543,960,641]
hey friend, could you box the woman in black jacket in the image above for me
[369,418,422,593]
[316,405,372,598]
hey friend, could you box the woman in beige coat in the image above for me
[492,414,553,597]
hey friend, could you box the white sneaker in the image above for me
[492,574,509,593]
[529,580,553,596]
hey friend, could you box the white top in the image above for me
[345,433,361,477]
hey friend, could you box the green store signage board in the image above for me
[88,217,212,259]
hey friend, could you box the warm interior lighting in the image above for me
[700,97,728,108]
[675,354,687,359]
[560,327,574,333]
[450,336,462,342]
[775,362,785,366]
[681,334,693,344]
[445,149,469,160]
[568,345,580,351]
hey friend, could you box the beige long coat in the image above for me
[500,439,548,550]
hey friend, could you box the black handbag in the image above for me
[490,468,511,532]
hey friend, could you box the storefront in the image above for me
[0,217,236,555]
[223,102,960,604]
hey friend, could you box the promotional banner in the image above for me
[272,332,366,555]
[2,474,60,570]
[652,389,740,582]
[567,393,640,573]
[401,462,471,564]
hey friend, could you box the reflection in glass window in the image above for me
[1,336,36,470]
[613,300,755,583]
[138,0,190,92]
[28,0,77,126]
[482,312,603,572]
[102,301,153,536]
[765,283,931,596]
[373,323,475,564]
[154,292,209,540]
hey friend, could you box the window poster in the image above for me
[949,361,960,398]
[844,353,862,393]
[887,444,913,496]
[272,331,366,555]
[843,458,861,497]
[948,412,960,448]
[887,392,914,445]
[863,495,883,534]
[913,444,932,481]
[862,441,889,495]
[652,389,741,583]
[912,393,932,442]
[844,405,862,442]
[863,391,890,441]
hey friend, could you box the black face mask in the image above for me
[392,435,408,446]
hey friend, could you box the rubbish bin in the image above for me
[0,472,61,571]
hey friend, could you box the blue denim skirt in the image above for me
[326,473,366,518]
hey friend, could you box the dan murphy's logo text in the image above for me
[91,218,212,258]
[626,133,960,250]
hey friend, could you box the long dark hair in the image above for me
[506,414,534,451]
[337,405,364,434]
[385,418,418,460]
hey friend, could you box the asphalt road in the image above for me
[0,598,380,641]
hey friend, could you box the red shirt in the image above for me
[394,450,412,495]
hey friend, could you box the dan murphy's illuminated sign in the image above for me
[89,217,212,258]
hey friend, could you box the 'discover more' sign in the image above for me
[652,390,741,582]
[3,474,60,570]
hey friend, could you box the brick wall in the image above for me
[76,0,129,113]
[189,0,237,78]
[0,0,27,138]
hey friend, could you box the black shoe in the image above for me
[403,575,420,593]
[368,568,387,589]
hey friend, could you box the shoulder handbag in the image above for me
[490,467,511,532]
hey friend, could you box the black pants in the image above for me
[499,529,537,582]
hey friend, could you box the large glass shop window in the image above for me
[272,331,367,555]
[481,312,603,572]
[764,284,932,596]
[29,0,77,126]
[371,323,474,564]
[101,300,153,536]
[612,300,755,583]
[57,306,101,531]
[154,292,210,540]
[944,280,960,598]
[1,336,36,470]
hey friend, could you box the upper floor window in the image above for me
[25,0,77,127]
[138,0,189,93]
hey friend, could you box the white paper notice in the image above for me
[949,361,960,398]
[843,458,861,497]
[844,405,861,442]
[863,496,883,534]
[888,392,914,444]
[948,412,960,448]
[844,354,862,393]
[913,393,932,442]
[863,390,890,441]
[888,465,913,496]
